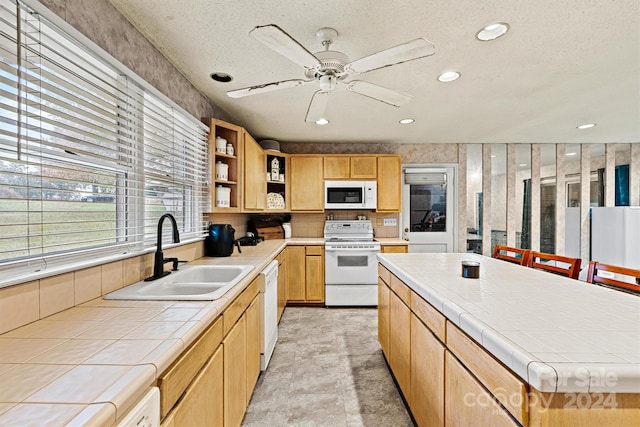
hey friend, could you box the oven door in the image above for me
[324,246,379,285]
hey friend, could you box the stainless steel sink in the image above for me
[104,264,254,301]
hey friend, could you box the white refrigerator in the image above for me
[591,207,640,269]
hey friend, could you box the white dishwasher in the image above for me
[260,260,278,371]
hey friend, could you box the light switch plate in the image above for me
[383,218,397,226]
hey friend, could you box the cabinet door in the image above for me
[324,156,350,179]
[290,156,324,211]
[243,132,266,210]
[167,345,223,427]
[389,289,411,402]
[377,156,402,212]
[445,351,519,427]
[410,314,445,427]
[285,246,306,301]
[245,296,261,402]
[305,249,324,302]
[350,156,377,179]
[224,314,246,427]
[378,278,390,357]
[277,252,287,321]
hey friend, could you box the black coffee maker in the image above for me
[205,224,241,256]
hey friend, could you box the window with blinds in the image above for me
[0,0,209,278]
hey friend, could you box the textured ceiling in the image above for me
[108,0,639,145]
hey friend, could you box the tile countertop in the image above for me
[0,239,303,426]
[377,252,640,394]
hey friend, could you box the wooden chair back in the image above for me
[529,251,581,279]
[492,245,531,266]
[587,261,640,294]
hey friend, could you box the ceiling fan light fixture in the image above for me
[476,23,510,41]
[577,123,596,129]
[399,118,415,124]
[210,72,233,83]
[315,118,329,125]
[437,71,461,82]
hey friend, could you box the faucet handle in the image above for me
[172,259,188,271]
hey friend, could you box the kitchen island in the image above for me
[377,252,640,426]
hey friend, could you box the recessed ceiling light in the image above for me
[491,155,496,158]
[399,118,415,124]
[567,152,577,156]
[519,163,527,167]
[577,123,596,129]
[210,72,233,83]
[437,71,461,82]
[315,118,329,125]
[476,23,510,41]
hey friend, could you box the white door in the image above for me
[401,166,457,253]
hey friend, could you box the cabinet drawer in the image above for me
[378,263,391,284]
[158,316,223,419]
[410,291,446,342]
[389,273,410,306]
[447,322,528,425]
[305,245,323,256]
[223,277,259,335]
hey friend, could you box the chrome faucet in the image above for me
[145,213,185,281]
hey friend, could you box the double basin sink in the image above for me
[105,264,254,301]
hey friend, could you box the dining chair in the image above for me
[528,251,581,279]
[587,261,640,294]
[492,244,531,266]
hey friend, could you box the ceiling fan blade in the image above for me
[346,80,412,107]
[227,79,314,98]
[250,24,321,70]
[344,38,435,75]
[305,90,330,122]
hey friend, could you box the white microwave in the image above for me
[324,180,377,210]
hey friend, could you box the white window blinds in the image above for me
[0,0,209,278]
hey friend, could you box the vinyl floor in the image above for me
[242,306,413,427]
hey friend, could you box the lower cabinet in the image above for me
[285,245,324,303]
[246,296,261,402]
[161,346,223,427]
[381,244,408,253]
[445,351,519,427]
[410,313,445,427]
[377,277,390,357]
[224,314,247,427]
[388,288,411,402]
[276,250,287,322]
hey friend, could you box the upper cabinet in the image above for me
[243,132,266,211]
[377,155,402,212]
[323,155,377,180]
[290,156,324,211]
[205,119,242,212]
[266,152,289,211]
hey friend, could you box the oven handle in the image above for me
[325,246,381,252]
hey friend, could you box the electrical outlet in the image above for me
[383,218,397,226]
[376,218,383,226]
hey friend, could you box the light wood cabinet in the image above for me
[378,277,390,357]
[381,244,408,253]
[205,119,242,212]
[285,245,324,303]
[410,313,445,427]
[245,296,261,403]
[323,156,350,179]
[224,313,246,427]
[323,155,377,179]
[290,156,324,211]
[445,351,519,427]
[162,345,223,427]
[350,156,377,179]
[377,155,402,212]
[243,132,266,211]
[389,287,411,402]
[305,245,324,302]
[276,250,287,322]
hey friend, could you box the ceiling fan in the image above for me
[226,25,435,122]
